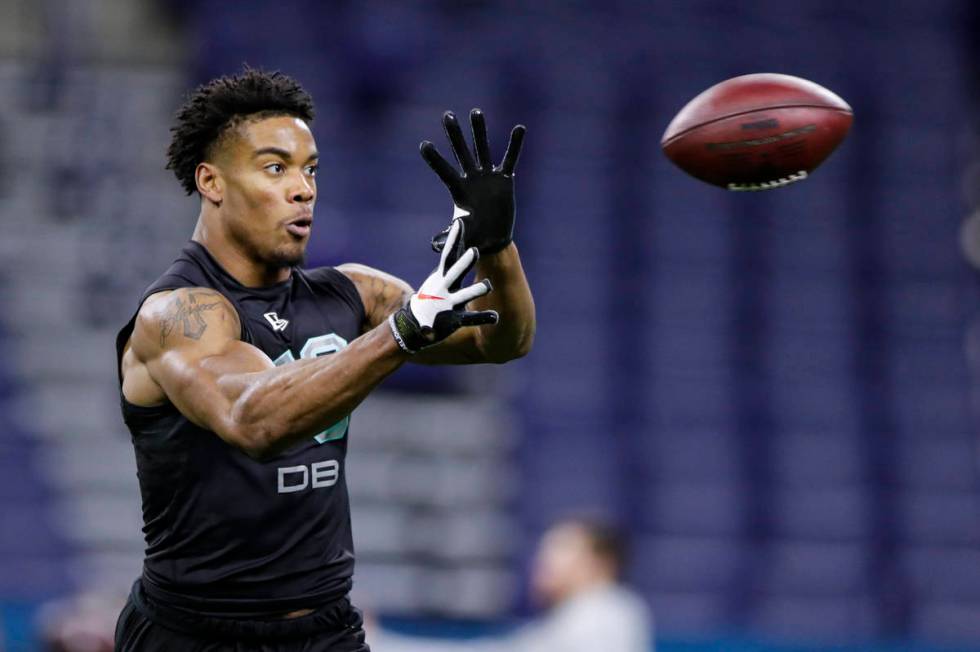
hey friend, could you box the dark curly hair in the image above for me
[166,68,315,195]
[556,516,629,578]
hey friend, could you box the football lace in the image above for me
[727,170,808,192]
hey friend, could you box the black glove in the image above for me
[389,219,499,354]
[421,109,526,256]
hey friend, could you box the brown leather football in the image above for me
[661,73,853,191]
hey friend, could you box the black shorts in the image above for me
[115,580,370,652]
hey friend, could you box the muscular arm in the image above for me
[121,288,409,460]
[338,241,535,365]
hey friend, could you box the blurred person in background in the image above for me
[113,68,534,651]
[519,517,652,652]
[36,593,120,652]
[371,517,652,652]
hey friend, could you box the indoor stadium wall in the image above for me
[0,1,978,651]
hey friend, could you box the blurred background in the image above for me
[1,0,979,650]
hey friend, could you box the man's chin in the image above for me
[267,245,306,269]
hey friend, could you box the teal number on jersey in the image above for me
[273,333,350,443]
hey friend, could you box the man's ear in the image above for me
[195,162,223,205]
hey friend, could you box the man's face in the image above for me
[530,523,596,607]
[214,115,318,269]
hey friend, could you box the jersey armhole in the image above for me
[318,267,368,331]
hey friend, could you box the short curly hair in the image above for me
[555,516,628,578]
[166,68,315,195]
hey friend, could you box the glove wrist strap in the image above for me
[388,310,424,354]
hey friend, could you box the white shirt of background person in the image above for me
[370,518,653,652]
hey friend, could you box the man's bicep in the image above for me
[337,263,412,331]
[152,341,275,438]
[133,288,271,435]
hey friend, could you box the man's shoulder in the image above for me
[133,288,240,355]
[560,585,650,629]
[332,263,412,293]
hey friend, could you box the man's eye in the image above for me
[266,163,285,174]
[305,164,319,177]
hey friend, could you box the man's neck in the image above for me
[192,216,291,287]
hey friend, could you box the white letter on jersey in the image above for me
[277,460,339,493]
[311,460,339,488]
[277,465,308,493]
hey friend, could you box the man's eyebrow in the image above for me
[252,146,292,161]
[252,147,319,162]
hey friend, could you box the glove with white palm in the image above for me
[388,220,498,354]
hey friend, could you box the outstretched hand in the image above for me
[388,220,498,354]
[421,109,526,255]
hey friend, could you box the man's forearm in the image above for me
[219,325,407,458]
[472,243,535,361]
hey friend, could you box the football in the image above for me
[661,73,853,191]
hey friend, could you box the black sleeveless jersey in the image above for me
[115,241,366,616]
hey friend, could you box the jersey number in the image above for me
[273,334,349,443]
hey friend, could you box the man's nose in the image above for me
[291,175,315,202]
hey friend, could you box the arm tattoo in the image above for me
[159,291,227,347]
[367,276,409,326]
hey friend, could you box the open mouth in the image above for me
[286,217,312,238]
